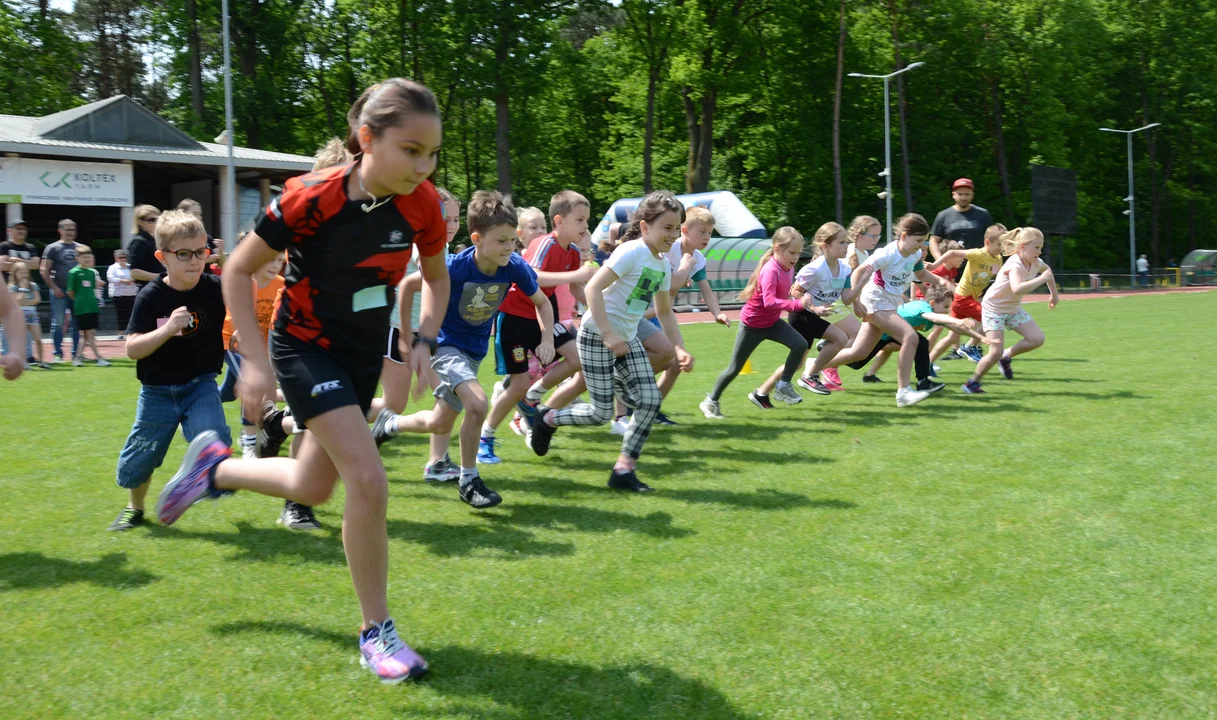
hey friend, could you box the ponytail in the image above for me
[346,78,440,156]
[740,226,803,301]
[620,190,685,245]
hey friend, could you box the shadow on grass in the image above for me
[385,518,575,559]
[488,477,852,512]
[484,503,694,539]
[1030,389,1148,401]
[148,521,349,565]
[0,552,158,591]
[1014,357,1090,363]
[211,621,750,719]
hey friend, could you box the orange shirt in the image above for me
[223,275,285,350]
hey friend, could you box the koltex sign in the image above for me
[0,157,133,207]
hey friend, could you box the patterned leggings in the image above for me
[549,324,662,460]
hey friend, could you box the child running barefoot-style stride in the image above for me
[527,190,694,493]
[700,227,814,417]
[963,227,1059,395]
[154,78,451,684]
[370,191,555,508]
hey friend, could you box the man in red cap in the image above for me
[929,178,993,259]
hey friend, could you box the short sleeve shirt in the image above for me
[439,248,539,360]
[795,255,851,306]
[954,247,1003,299]
[896,300,935,332]
[0,240,39,282]
[222,275,285,350]
[126,230,162,288]
[866,243,923,297]
[583,240,671,341]
[67,266,99,315]
[930,205,993,249]
[42,241,79,287]
[665,239,708,285]
[255,162,447,364]
[127,274,226,386]
[499,233,581,319]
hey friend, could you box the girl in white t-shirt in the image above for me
[963,227,1058,394]
[526,191,694,493]
[822,215,882,388]
[824,213,954,408]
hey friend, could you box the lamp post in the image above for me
[848,61,925,244]
[1099,123,1160,282]
[221,0,237,246]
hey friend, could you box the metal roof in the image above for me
[0,96,313,172]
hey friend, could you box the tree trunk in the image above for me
[643,66,659,193]
[888,0,913,212]
[186,0,204,125]
[460,95,471,198]
[833,0,846,223]
[314,45,337,136]
[990,77,1013,219]
[38,0,48,19]
[1140,93,1161,266]
[694,89,715,193]
[493,88,512,195]
[1187,153,1197,251]
[682,86,699,194]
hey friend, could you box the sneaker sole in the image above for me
[747,395,772,410]
[463,495,503,509]
[156,432,219,525]
[476,455,502,465]
[424,473,460,483]
[359,655,429,684]
[796,381,830,395]
[896,394,930,408]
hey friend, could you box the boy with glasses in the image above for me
[108,211,230,531]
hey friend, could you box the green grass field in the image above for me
[2,291,1215,719]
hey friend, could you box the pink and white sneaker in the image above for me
[155,430,231,525]
[821,368,844,390]
[359,619,428,684]
[510,413,527,436]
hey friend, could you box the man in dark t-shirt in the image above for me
[0,220,40,281]
[929,178,993,258]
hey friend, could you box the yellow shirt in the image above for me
[954,247,1003,300]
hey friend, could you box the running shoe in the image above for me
[610,415,630,436]
[815,339,828,352]
[964,345,984,363]
[240,435,258,461]
[527,408,556,456]
[490,380,506,407]
[358,619,428,684]
[72,358,83,367]
[516,398,540,419]
[748,390,774,410]
[509,414,528,436]
[940,348,961,361]
[256,407,289,458]
[961,379,986,395]
[862,374,884,383]
[278,501,321,530]
[370,407,396,448]
[699,395,724,419]
[895,386,932,408]
[796,374,831,395]
[654,412,678,426]
[459,476,503,509]
[476,436,502,464]
[916,378,946,394]
[608,469,653,493]
[107,507,144,532]
[423,455,460,482]
[96,359,112,367]
[155,430,231,526]
[821,367,844,389]
[772,381,804,405]
[999,355,1014,380]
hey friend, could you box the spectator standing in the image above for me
[108,249,139,338]
[0,220,39,360]
[1136,254,1150,288]
[929,178,994,258]
[39,218,83,362]
[126,205,164,289]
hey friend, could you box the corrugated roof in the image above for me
[0,97,312,172]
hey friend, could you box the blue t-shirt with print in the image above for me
[439,247,539,360]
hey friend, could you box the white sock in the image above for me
[525,380,546,403]
[240,433,255,446]
[481,422,496,439]
[459,466,478,487]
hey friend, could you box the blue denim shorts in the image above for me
[116,373,232,489]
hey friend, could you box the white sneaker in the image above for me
[72,358,84,367]
[896,386,931,408]
[241,437,258,461]
[772,381,803,405]
[96,359,112,367]
[610,416,630,436]
[699,395,724,419]
[509,413,527,436]
[491,380,506,407]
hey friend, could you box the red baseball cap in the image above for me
[952,178,974,190]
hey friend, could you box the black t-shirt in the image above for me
[127,230,163,288]
[0,240,40,282]
[930,205,993,249]
[255,161,447,365]
[127,274,225,386]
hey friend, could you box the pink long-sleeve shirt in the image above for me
[740,257,803,328]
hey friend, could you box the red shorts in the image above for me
[949,295,983,321]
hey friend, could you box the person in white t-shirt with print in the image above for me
[526,191,694,493]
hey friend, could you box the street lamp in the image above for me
[1099,123,1160,282]
[848,61,925,244]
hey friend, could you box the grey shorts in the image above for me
[431,346,481,413]
[635,316,664,343]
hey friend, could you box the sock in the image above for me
[459,466,478,487]
[525,380,546,403]
[240,432,255,446]
[481,422,496,439]
[385,415,399,435]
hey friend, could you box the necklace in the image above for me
[357,167,395,213]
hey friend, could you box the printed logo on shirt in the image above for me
[458,283,504,325]
[625,267,666,312]
[382,229,407,248]
[311,380,343,396]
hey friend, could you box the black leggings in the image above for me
[113,295,135,334]
[847,332,931,381]
[710,320,808,400]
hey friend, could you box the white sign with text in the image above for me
[0,157,133,207]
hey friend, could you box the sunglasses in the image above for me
[141,216,160,223]
[166,248,210,261]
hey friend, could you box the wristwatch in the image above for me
[412,333,438,354]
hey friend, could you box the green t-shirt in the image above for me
[879,300,935,343]
[67,265,100,315]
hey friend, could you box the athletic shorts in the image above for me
[635,316,664,343]
[950,294,983,322]
[270,330,380,424]
[384,326,416,365]
[431,346,481,413]
[982,308,1032,333]
[21,306,38,325]
[860,286,903,314]
[788,309,832,345]
[494,310,576,375]
[75,312,99,331]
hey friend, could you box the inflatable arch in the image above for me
[590,190,767,246]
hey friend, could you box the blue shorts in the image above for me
[115,373,232,489]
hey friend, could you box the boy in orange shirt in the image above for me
[220,253,286,457]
